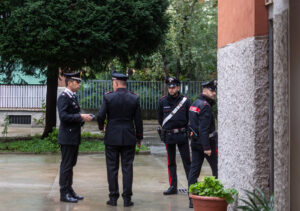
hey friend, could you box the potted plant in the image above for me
[189,176,238,211]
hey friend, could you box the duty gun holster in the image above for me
[157,126,166,143]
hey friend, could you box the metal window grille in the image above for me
[9,115,31,124]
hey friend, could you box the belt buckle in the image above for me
[173,129,179,133]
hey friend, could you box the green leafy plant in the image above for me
[237,188,274,211]
[1,115,10,137]
[33,99,46,127]
[43,128,59,146]
[189,176,238,204]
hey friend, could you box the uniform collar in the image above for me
[200,94,215,106]
[116,88,127,92]
[64,88,76,98]
[65,88,75,95]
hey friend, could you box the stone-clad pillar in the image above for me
[273,1,289,209]
[217,0,269,209]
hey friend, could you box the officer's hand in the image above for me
[204,150,212,156]
[81,114,93,122]
[137,140,142,148]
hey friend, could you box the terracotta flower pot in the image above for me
[190,194,228,211]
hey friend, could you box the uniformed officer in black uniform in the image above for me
[97,71,143,207]
[158,77,191,195]
[57,72,93,203]
[188,79,218,208]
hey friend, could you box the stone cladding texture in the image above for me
[273,9,289,211]
[218,36,269,209]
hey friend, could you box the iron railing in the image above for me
[0,85,46,108]
[0,81,203,110]
[77,80,203,109]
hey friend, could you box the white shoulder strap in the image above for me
[162,97,187,127]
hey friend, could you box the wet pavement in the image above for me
[0,120,213,211]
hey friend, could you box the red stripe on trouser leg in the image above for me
[165,144,171,186]
[216,149,218,157]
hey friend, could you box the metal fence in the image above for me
[0,85,46,108]
[0,81,202,110]
[77,80,202,110]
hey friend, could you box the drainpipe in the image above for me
[268,19,274,195]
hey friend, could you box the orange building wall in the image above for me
[218,0,268,48]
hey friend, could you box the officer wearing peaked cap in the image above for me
[158,76,191,195]
[188,79,218,208]
[57,71,93,203]
[97,71,143,207]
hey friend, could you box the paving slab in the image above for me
[0,153,213,211]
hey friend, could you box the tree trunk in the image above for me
[176,0,198,80]
[176,58,181,79]
[162,46,168,95]
[42,65,59,138]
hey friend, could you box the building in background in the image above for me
[218,0,298,210]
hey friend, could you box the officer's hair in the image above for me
[65,78,73,87]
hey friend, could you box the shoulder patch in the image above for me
[105,91,113,95]
[160,95,167,100]
[189,106,200,113]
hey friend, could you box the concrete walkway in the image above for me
[0,120,213,211]
[0,153,212,211]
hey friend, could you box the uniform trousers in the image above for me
[105,145,136,201]
[188,140,218,188]
[59,145,79,194]
[165,141,191,187]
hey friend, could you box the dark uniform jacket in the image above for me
[97,88,143,146]
[57,89,84,145]
[189,94,216,150]
[157,93,191,144]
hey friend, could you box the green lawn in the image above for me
[0,130,149,154]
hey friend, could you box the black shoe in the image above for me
[163,186,178,195]
[106,200,117,206]
[124,201,134,207]
[60,193,78,203]
[70,189,84,200]
[189,198,193,208]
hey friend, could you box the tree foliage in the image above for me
[0,0,169,71]
[131,0,217,81]
[0,0,169,137]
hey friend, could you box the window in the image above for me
[9,115,31,124]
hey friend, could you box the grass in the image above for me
[0,129,150,154]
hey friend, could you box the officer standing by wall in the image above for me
[57,72,93,203]
[158,77,191,195]
[188,79,218,208]
[97,71,143,207]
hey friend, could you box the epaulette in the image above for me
[61,92,71,98]
[105,91,113,95]
[129,91,137,95]
[159,95,167,100]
